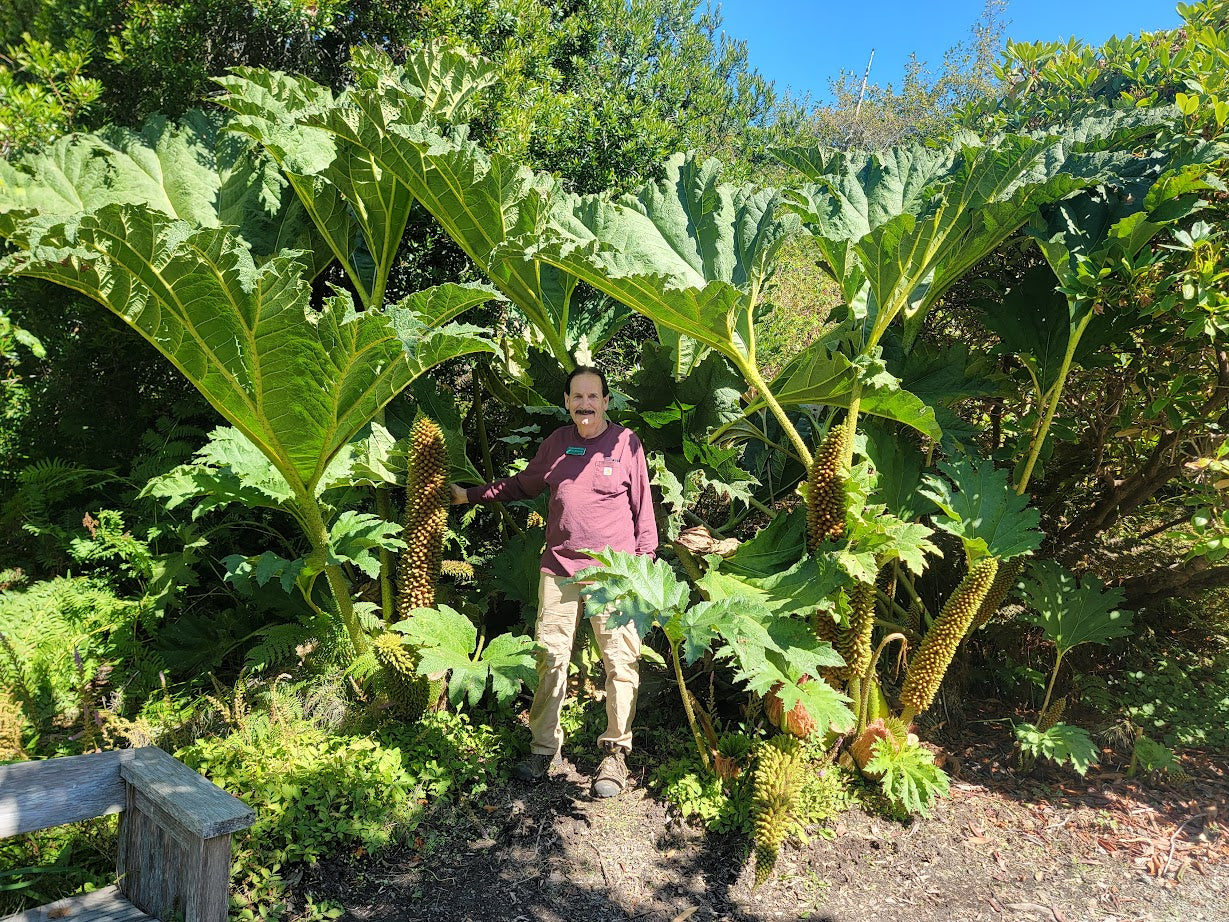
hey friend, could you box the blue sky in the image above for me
[712,0,1184,104]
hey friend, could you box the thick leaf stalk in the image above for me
[743,363,814,469]
[672,640,711,772]
[1017,310,1095,493]
[752,734,805,887]
[900,557,999,721]
[372,632,437,722]
[806,424,850,552]
[396,417,450,620]
[298,493,368,655]
[858,632,907,733]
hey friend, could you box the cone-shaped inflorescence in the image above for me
[396,417,450,620]
[838,580,876,680]
[903,597,923,635]
[811,610,847,684]
[372,632,435,722]
[806,424,850,552]
[1037,695,1067,732]
[900,556,999,719]
[970,558,1023,630]
[752,734,806,887]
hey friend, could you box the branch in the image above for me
[1118,556,1229,609]
[1058,350,1229,545]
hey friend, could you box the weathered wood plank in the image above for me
[119,801,234,922]
[1,885,153,922]
[0,750,132,837]
[119,747,254,840]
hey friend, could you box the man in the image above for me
[450,366,658,797]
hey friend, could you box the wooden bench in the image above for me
[0,747,255,922]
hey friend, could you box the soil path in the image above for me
[300,739,1227,922]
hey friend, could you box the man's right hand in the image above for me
[450,483,469,505]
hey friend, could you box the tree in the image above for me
[949,1,1229,605]
[800,0,1006,151]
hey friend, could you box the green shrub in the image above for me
[177,706,512,919]
[0,575,151,742]
[651,755,752,834]
[650,733,852,837]
[1109,649,1229,751]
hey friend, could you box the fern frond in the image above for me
[244,622,317,671]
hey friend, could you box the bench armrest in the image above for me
[120,746,254,840]
[117,747,254,922]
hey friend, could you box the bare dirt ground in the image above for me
[298,721,1228,922]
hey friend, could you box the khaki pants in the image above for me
[528,572,640,756]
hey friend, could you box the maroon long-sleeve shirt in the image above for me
[467,422,658,576]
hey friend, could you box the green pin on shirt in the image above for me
[565,446,586,456]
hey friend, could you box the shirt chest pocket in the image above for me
[590,458,625,495]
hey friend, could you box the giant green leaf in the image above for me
[572,550,691,639]
[675,597,778,665]
[1019,561,1134,657]
[1027,142,1221,303]
[0,110,328,277]
[861,421,925,519]
[229,48,588,365]
[215,45,498,309]
[626,341,745,440]
[143,426,294,517]
[919,457,1042,562]
[717,615,853,732]
[778,121,1171,350]
[698,554,847,619]
[512,152,801,379]
[394,605,539,707]
[720,507,807,578]
[1,205,493,497]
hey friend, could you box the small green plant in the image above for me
[1109,648,1229,751]
[1128,732,1183,780]
[1019,560,1135,718]
[392,605,538,708]
[654,756,752,833]
[178,700,511,918]
[863,737,950,818]
[1014,721,1100,776]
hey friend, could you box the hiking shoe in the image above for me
[513,752,558,781]
[591,748,628,798]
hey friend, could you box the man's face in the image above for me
[565,373,610,434]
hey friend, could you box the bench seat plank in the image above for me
[2,885,153,922]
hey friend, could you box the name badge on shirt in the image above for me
[565,446,586,456]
